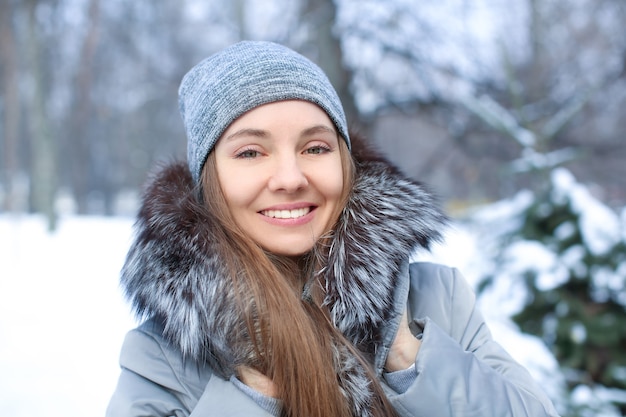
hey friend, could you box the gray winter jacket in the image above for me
[107,135,559,416]
[107,262,559,416]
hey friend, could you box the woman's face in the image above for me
[214,100,345,257]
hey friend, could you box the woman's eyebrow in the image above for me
[224,128,268,141]
[300,125,337,137]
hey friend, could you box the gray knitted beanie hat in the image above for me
[179,40,351,183]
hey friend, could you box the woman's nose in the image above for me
[267,155,309,193]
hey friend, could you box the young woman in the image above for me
[107,41,559,417]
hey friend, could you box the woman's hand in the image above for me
[385,309,421,372]
[237,366,278,398]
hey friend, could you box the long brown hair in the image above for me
[201,138,398,417]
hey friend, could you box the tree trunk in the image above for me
[0,1,21,212]
[301,0,367,134]
[26,0,57,230]
[68,0,101,214]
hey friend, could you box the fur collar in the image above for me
[120,134,447,383]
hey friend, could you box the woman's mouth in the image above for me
[261,207,312,219]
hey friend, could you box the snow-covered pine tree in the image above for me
[475,168,626,416]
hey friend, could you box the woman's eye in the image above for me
[305,145,331,155]
[236,149,260,159]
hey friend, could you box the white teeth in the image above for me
[263,207,310,219]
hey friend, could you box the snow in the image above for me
[336,0,531,112]
[0,215,137,417]
[551,168,622,256]
[504,240,570,292]
[460,94,537,148]
[464,169,626,415]
[570,384,626,417]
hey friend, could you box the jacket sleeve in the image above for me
[106,325,275,417]
[387,263,560,417]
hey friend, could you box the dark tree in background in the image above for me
[521,176,626,415]
[0,0,20,213]
[25,0,58,230]
[65,0,100,215]
[475,168,626,415]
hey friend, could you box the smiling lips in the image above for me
[261,207,312,219]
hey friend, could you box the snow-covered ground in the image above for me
[0,215,137,417]
[0,213,560,416]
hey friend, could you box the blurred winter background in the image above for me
[1,0,625,416]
